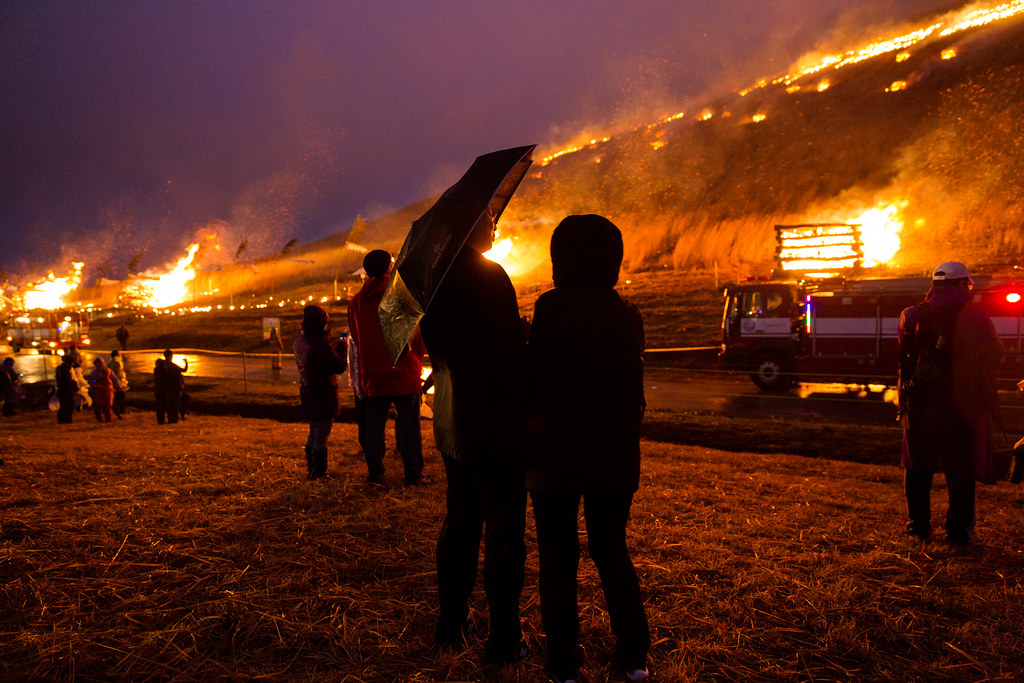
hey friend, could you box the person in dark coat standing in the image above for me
[418,206,529,664]
[116,323,130,350]
[108,349,128,419]
[526,215,650,683]
[161,350,188,424]
[294,305,347,480]
[55,353,78,424]
[898,261,1004,546]
[1,357,22,417]
[348,249,427,485]
[154,358,167,424]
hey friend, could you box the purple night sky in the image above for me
[0,0,952,279]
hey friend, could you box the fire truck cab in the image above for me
[3,311,91,353]
[721,223,1024,390]
[721,275,1024,390]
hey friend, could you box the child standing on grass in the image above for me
[294,305,347,480]
[526,214,650,683]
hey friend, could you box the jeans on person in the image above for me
[903,412,976,540]
[305,419,334,451]
[531,489,650,679]
[363,392,423,483]
[166,390,181,424]
[436,451,527,655]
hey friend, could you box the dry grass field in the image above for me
[2,409,1023,682]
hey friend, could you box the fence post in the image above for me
[242,351,247,395]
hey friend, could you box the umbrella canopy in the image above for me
[378,144,536,365]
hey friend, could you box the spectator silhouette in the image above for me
[526,214,651,682]
[116,323,130,350]
[108,349,128,419]
[898,261,1004,546]
[419,206,529,663]
[89,357,120,423]
[294,305,347,479]
[55,353,78,424]
[160,350,188,424]
[1,357,22,417]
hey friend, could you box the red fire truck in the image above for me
[720,225,1024,390]
[3,311,91,353]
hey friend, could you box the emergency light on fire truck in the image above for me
[720,224,1024,391]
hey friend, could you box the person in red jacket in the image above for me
[89,357,121,423]
[348,250,426,485]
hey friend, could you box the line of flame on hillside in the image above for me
[481,203,906,283]
[10,1,1020,313]
[534,0,1024,168]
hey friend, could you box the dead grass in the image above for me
[2,411,1023,681]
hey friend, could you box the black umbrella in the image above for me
[378,144,536,365]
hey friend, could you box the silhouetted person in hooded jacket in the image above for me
[526,214,650,683]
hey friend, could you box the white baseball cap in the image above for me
[932,261,974,284]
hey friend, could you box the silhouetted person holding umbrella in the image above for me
[419,207,529,664]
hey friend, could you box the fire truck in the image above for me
[720,225,1024,390]
[3,311,91,353]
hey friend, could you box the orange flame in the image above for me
[146,243,200,308]
[21,262,84,310]
[778,204,903,277]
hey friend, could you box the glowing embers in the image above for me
[21,262,84,310]
[941,48,957,59]
[775,224,865,278]
[888,80,909,92]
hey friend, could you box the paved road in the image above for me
[9,349,1024,430]
[11,349,298,385]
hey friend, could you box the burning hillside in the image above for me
[487,0,1024,280]
[6,0,1024,315]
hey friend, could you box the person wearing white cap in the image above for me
[897,261,1003,546]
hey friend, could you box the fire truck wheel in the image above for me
[750,353,795,392]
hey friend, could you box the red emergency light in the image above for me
[1007,292,1022,304]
